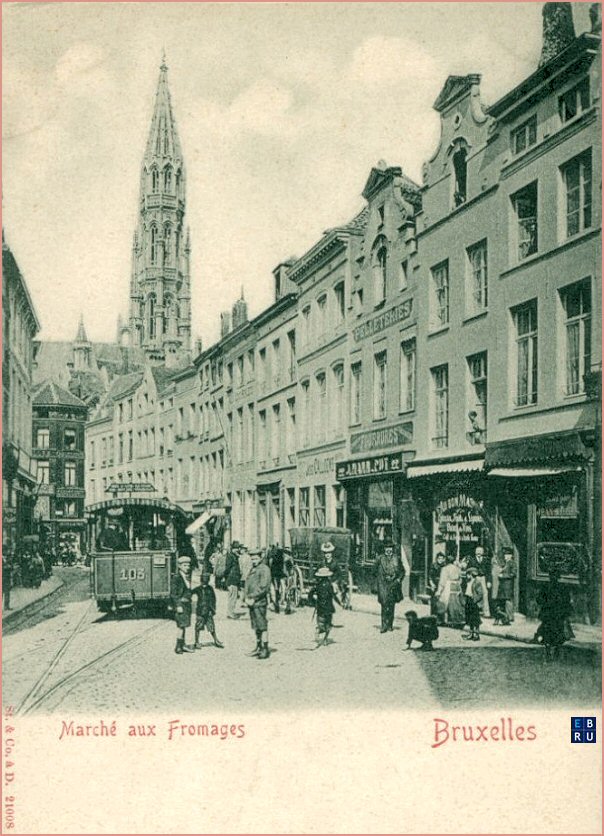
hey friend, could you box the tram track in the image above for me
[17,616,167,715]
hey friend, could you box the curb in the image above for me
[350,603,599,650]
[2,579,65,625]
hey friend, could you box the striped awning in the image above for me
[406,459,484,479]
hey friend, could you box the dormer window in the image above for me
[377,205,385,228]
[511,115,537,156]
[372,238,388,307]
[559,78,590,124]
[452,146,467,207]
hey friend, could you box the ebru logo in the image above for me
[571,717,596,743]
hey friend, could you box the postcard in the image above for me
[2,1,601,833]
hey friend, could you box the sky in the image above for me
[2,2,592,346]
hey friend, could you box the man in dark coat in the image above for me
[171,555,194,654]
[225,542,242,619]
[2,552,13,610]
[536,568,573,660]
[494,547,516,625]
[268,543,285,613]
[244,548,272,659]
[467,545,492,617]
[376,539,404,633]
[96,517,129,552]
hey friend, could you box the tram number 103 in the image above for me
[119,568,146,581]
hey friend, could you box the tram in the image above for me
[86,496,193,615]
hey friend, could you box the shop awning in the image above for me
[488,466,582,478]
[185,507,226,535]
[485,431,591,468]
[406,459,484,478]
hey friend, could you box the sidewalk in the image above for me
[352,592,601,651]
[2,575,64,623]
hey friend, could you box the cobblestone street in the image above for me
[3,569,600,715]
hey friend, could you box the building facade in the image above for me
[80,4,601,622]
[32,382,88,556]
[2,232,41,558]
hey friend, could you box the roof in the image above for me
[143,57,183,165]
[151,364,179,393]
[33,380,87,409]
[107,371,145,402]
[33,341,146,390]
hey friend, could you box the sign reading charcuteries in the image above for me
[350,421,413,453]
[336,452,404,481]
[352,300,413,342]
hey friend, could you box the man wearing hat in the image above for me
[494,547,516,626]
[376,538,404,633]
[308,566,341,646]
[171,555,195,654]
[463,566,483,641]
[96,509,129,552]
[224,540,243,619]
[243,548,272,659]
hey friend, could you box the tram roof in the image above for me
[85,497,190,518]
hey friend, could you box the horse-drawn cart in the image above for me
[288,527,354,609]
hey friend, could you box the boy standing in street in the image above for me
[308,566,341,647]
[194,573,224,649]
[244,548,272,659]
[463,566,483,641]
[171,555,194,654]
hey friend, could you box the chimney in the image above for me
[231,289,248,330]
[590,3,601,32]
[539,3,576,67]
[220,311,231,338]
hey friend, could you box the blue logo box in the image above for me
[571,717,597,743]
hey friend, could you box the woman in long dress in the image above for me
[435,555,465,627]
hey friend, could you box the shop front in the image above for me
[486,430,598,623]
[337,451,425,595]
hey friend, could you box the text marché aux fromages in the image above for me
[59,719,246,741]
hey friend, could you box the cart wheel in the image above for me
[293,566,304,608]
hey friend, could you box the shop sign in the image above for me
[434,492,485,545]
[304,455,337,478]
[107,482,155,494]
[350,422,413,454]
[537,487,579,519]
[353,300,413,342]
[336,452,404,481]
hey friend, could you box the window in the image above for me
[316,297,327,342]
[373,351,387,420]
[150,226,158,264]
[189,403,196,433]
[452,145,467,206]
[287,330,296,380]
[351,362,362,425]
[332,364,345,437]
[147,293,156,339]
[372,242,387,306]
[64,429,76,451]
[334,484,345,528]
[118,403,124,423]
[377,205,385,228]
[399,339,416,412]
[301,380,311,447]
[466,240,488,314]
[159,427,165,456]
[313,486,326,527]
[400,259,408,291]
[302,306,311,347]
[512,182,538,260]
[36,428,49,449]
[118,433,124,464]
[128,430,134,461]
[316,372,327,440]
[562,150,592,238]
[237,355,244,386]
[272,339,281,382]
[286,398,296,456]
[271,404,281,460]
[431,260,449,328]
[64,461,77,487]
[177,406,184,436]
[236,408,243,462]
[247,349,255,380]
[511,115,537,155]
[37,459,49,484]
[299,487,310,526]
[334,282,345,324]
[513,300,538,406]
[164,166,172,192]
[63,501,77,518]
[258,347,267,388]
[353,288,364,317]
[561,281,591,396]
[163,224,172,263]
[431,365,449,448]
[127,398,133,420]
[287,487,296,528]
[467,352,487,444]
[559,78,590,124]
[89,439,95,468]
[258,410,267,463]
[151,168,159,192]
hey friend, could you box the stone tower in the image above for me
[128,55,191,363]
[73,314,92,370]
